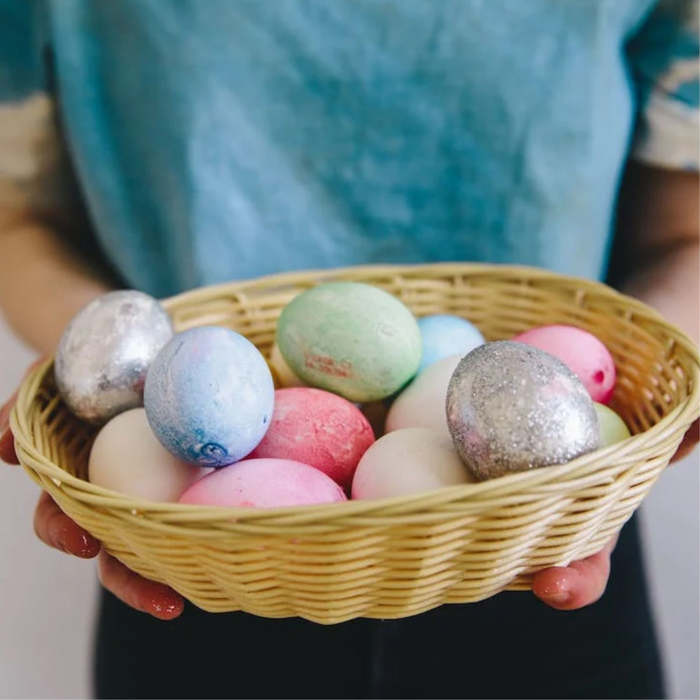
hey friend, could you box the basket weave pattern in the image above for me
[11,264,700,623]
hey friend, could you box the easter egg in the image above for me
[446,341,599,480]
[144,326,274,467]
[55,290,173,423]
[178,458,347,508]
[88,409,210,501]
[269,343,307,388]
[248,388,374,489]
[276,282,421,402]
[595,403,631,447]
[385,355,461,438]
[417,314,484,372]
[352,428,473,500]
[513,325,616,404]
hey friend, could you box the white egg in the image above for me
[269,342,307,388]
[385,354,461,438]
[351,427,473,500]
[88,408,210,501]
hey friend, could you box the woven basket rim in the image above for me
[11,263,700,526]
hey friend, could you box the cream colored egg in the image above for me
[88,408,210,501]
[351,427,473,500]
[385,355,461,438]
[270,343,307,388]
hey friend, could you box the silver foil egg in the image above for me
[446,341,599,480]
[55,290,174,424]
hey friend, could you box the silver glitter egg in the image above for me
[446,341,599,480]
[55,290,174,424]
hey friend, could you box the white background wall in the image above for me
[0,317,697,699]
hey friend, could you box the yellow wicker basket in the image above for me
[11,264,700,624]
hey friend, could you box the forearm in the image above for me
[0,218,112,355]
[613,163,699,344]
[622,241,699,344]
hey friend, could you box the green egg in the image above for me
[277,282,421,402]
[594,402,631,447]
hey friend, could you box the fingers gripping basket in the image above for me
[11,264,700,624]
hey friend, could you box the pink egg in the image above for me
[178,458,347,508]
[513,325,616,403]
[248,388,375,490]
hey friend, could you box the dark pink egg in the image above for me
[513,325,616,404]
[248,388,375,489]
[178,458,347,508]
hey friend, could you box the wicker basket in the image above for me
[11,264,700,624]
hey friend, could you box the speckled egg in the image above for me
[248,388,374,490]
[385,355,461,438]
[352,428,473,500]
[144,326,274,467]
[417,314,485,372]
[55,290,173,424]
[513,325,616,404]
[88,409,210,501]
[276,282,421,402]
[446,341,600,480]
[178,458,347,508]
[595,403,631,447]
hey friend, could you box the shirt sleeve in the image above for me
[627,0,699,170]
[0,0,77,217]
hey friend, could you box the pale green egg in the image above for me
[277,282,421,402]
[595,402,631,447]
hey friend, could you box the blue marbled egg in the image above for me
[417,314,485,372]
[144,326,274,467]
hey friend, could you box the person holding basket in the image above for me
[0,1,698,697]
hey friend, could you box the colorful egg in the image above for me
[352,428,473,500]
[595,403,631,447]
[269,343,307,388]
[385,355,461,438]
[248,388,374,489]
[447,341,599,480]
[55,290,173,424]
[144,326,274,467]
[276,282,421,402]
[417,314,484,372]
[88,409,210,501]
[178,458,347,508]
[513,325,616,404]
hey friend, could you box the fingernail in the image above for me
[150,595,184,620]
[53,524,100,558]
[545,591,572,605]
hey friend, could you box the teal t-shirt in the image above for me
[1,0,698,297]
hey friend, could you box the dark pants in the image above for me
[95,514,664,699]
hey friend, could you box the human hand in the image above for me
[533,420,698,610]
[0,367,184,620]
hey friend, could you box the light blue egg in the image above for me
[417,314,485,372]
[144,326,274,467]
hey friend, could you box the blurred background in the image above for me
[0,315,698,699]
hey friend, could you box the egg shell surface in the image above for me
[385,355,461,438]
[178,458,347,508]
[352,427,473,500]
[595,402,631,447]
[417,315,484,372]
[513,325,616,403]
[144,326,274,467]
[269,343,307,388]
[276,282,421,402]
[248,388,374,489]
[55,290,174,424]
[88,408,210,501]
